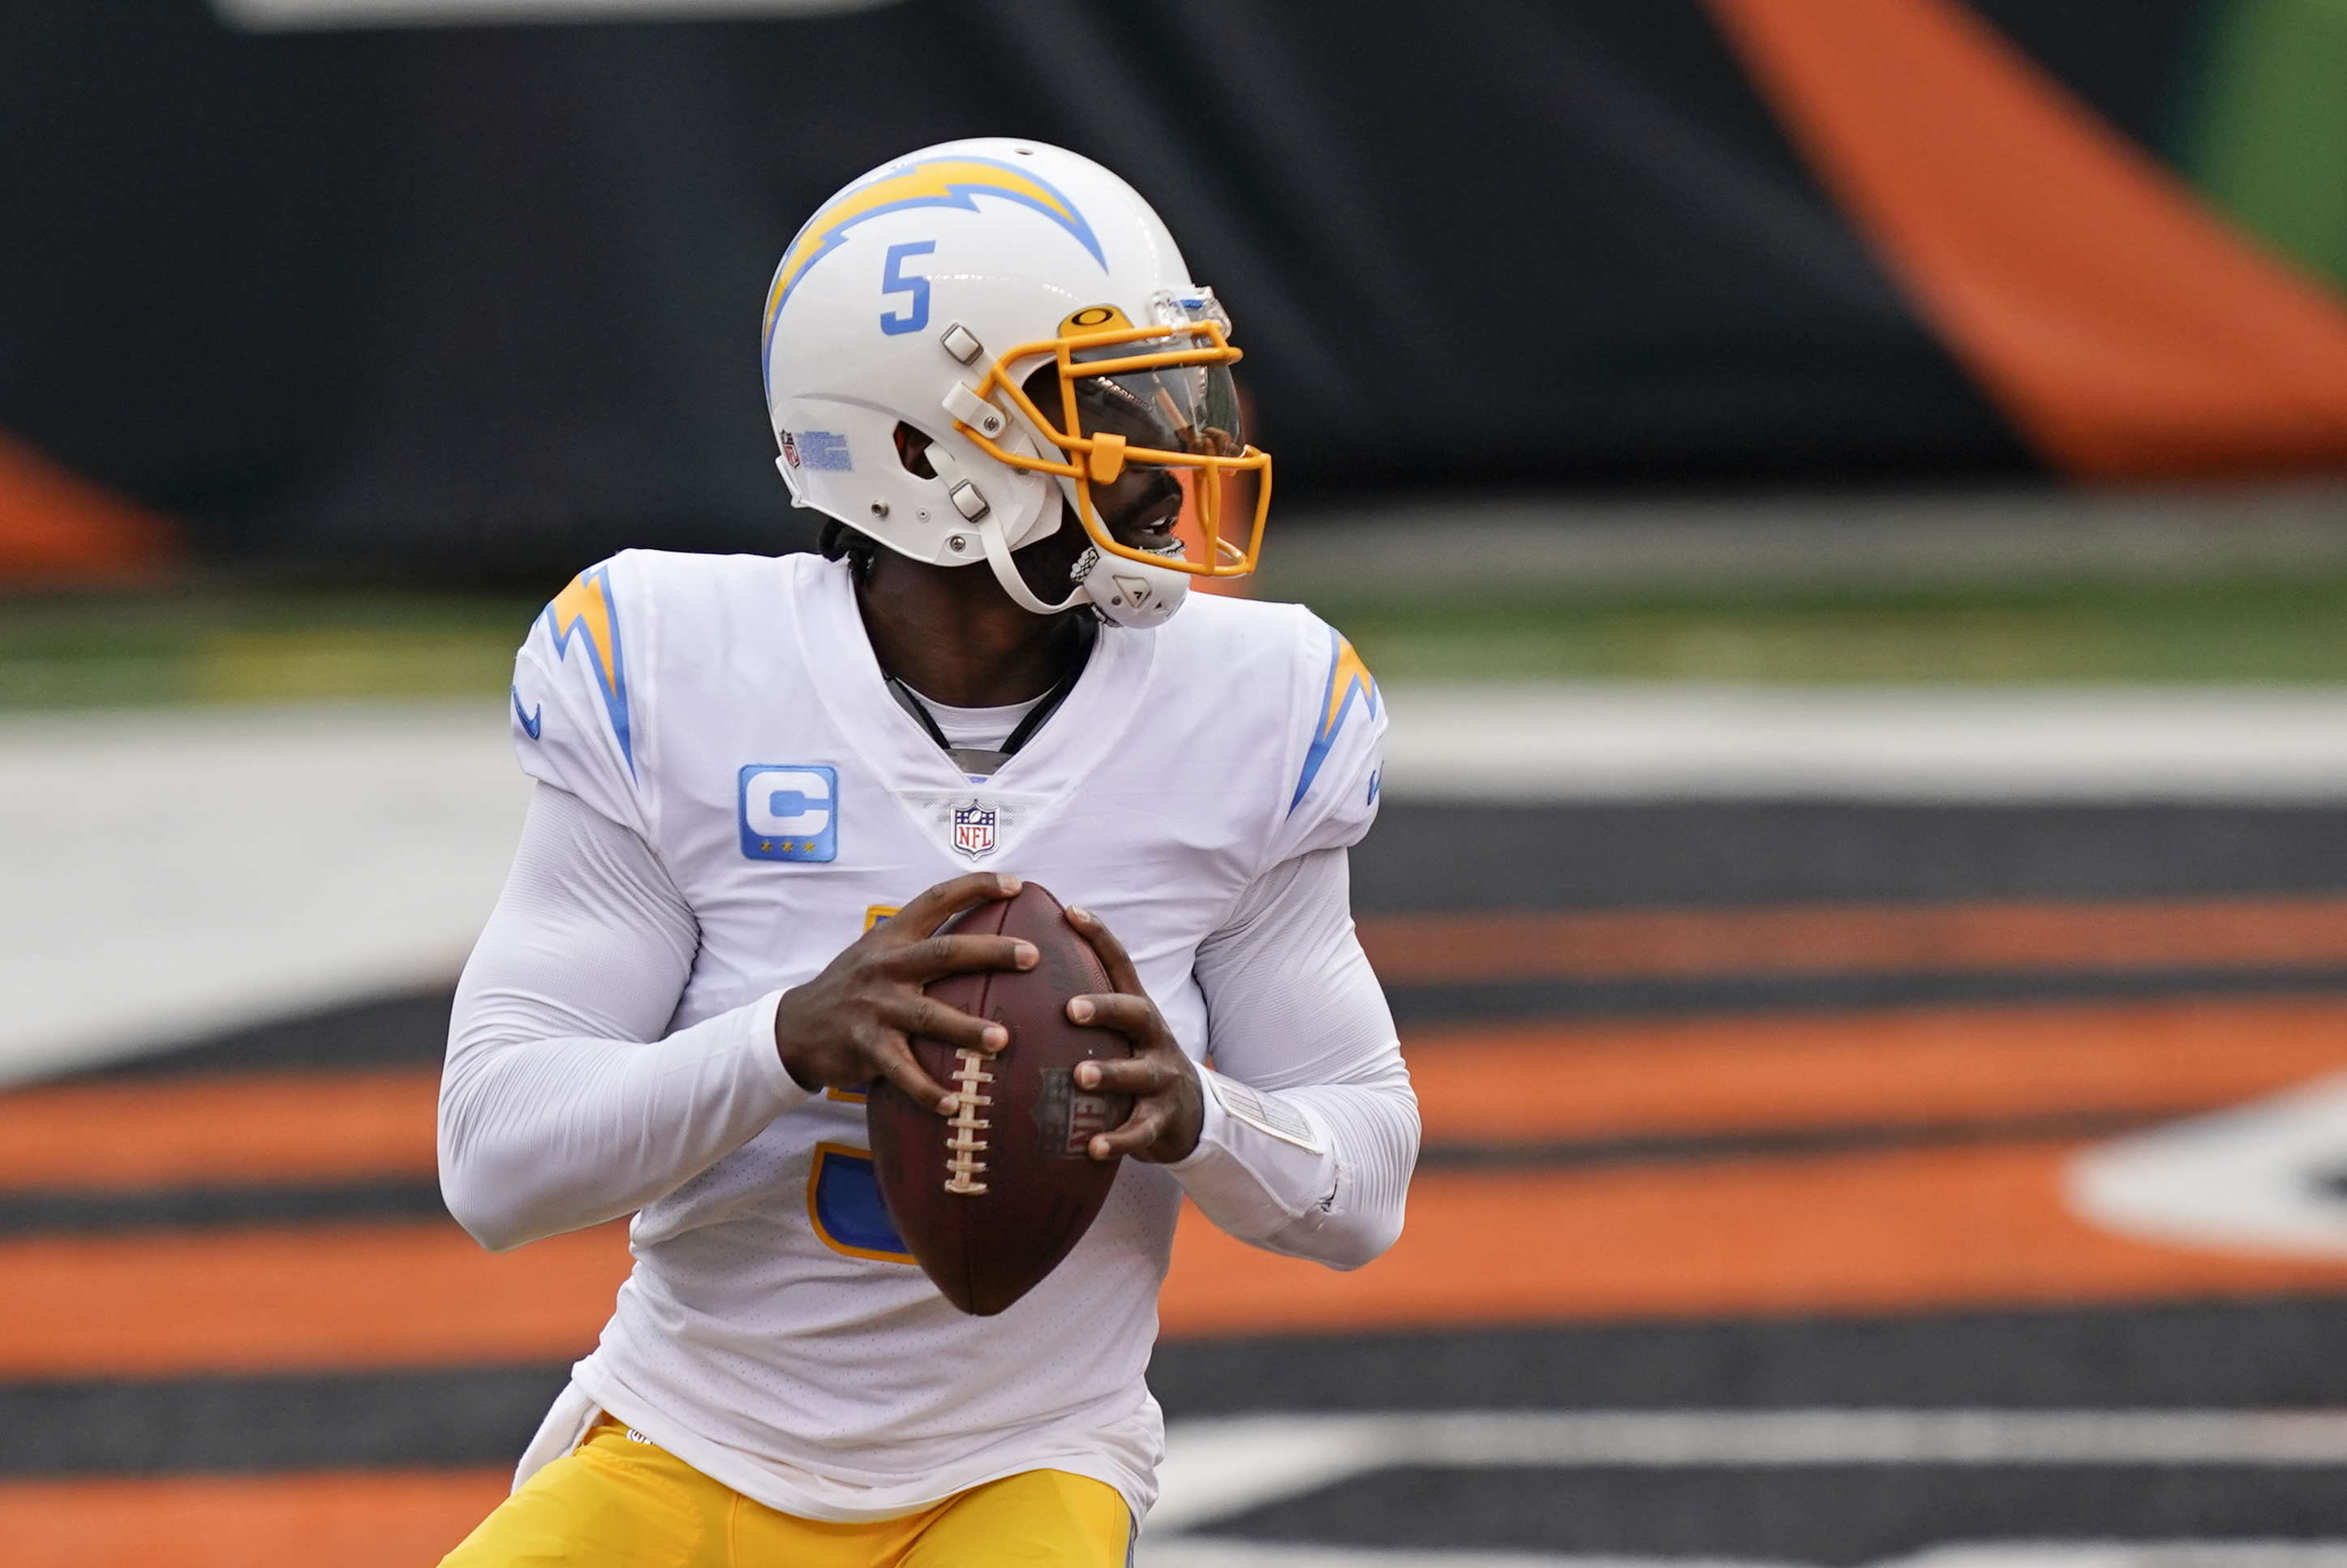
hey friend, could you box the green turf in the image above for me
[8,574,2347,711]
[2184,0,2347,292]
[0,586,541,711]
[1298,577,2347,685]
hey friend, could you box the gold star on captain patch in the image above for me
[760,840,773,852]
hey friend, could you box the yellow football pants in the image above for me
[441,1420,1131,1567]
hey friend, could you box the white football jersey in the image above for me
[503,548,1386,1522]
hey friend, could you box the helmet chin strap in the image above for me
[974,509,1088,616]
[948,452,1188,626]
[925,439,1085,616]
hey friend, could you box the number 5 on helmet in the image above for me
[759,138,1270,630]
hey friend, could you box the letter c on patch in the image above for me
[739,764,838,861]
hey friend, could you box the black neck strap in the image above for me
[886,617,1097,779]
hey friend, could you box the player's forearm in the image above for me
[1182,846,1418,1265]
[438,783,809,1250]
[1168,1064,1416,1269]
[439,991,802,1250]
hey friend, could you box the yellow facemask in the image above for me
[950,303,1272,579]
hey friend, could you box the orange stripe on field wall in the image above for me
[1360,896,2347,986]
[0,1069,439,1190]
[0,431,177,584]
[0,1470,510,1568]
[0,1220,632,1377]
[26,1155,2341,1371]
[1705,0,2347,480]
[1159,1141,2347,1339]
[15,1106,2347,1368]
[1405,996,2347,1145]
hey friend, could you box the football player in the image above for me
[437,139,1416,1566]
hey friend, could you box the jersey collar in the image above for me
[793,555,1153,803]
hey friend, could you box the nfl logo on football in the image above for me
[952,801,996,859]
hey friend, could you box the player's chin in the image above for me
[1098,491,1180,552]
[1115,519,1179,555]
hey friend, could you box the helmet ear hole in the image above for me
[892,422,937,479]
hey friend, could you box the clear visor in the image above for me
[969,294,1273,579]
[1063,341,1247,461]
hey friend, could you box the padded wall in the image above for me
[1,0,2338,578]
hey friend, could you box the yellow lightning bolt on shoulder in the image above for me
[541,565,633,772]
[1290,629,1378,814]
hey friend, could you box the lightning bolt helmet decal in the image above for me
[761,156,1107,363]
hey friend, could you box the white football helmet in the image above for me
[759,138,1270,628]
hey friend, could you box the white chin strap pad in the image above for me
[975,511,1087,616]
[1077,547,1189,629]
[972,505,1191,629]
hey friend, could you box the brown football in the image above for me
[866,882,1133,1316]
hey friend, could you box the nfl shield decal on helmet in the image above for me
[952,800,998,859]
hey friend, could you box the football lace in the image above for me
[943,1047,994,1195]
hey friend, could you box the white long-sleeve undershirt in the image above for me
[440,783,1416,1267]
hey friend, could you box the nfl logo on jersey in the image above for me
[952,801,997,859]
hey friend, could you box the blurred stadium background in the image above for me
[16,0,2347,1563]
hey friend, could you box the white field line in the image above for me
[13,682,2347,1079]
[1150,1411,2347,1536]
[0,701,527,1082]
[1378,684,2347,802]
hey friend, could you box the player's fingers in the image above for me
[885,933,1036,982]
[1064,906,1146,997]
[1064,992,1165,1045]
[1087,1101,1171,1161]
[1071,1055,1178,1097]
[879,994,1008,1055]
[887,873,1023,940]
[865,1034,956,1114]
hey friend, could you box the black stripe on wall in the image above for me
[1201,1463,2347,1563]
[0,1179,450,1236]
[1147,1296,2347,1415]
[1386,964,2347,1024]
[1354,801,2347,913]
[0,1365,572,1476]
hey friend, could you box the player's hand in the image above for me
[774,872,1035,1114]
[1062,905,1204,1164]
